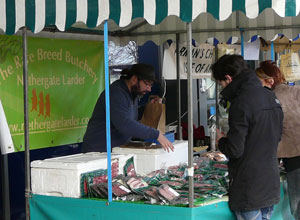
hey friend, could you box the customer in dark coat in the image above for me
[82,63,174,153]
[212,55,283,220]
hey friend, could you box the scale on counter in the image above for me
[120,141,161,149]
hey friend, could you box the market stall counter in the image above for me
[29,149,294,220]
[29,182,292,220]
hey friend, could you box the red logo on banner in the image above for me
[31,88,50,118]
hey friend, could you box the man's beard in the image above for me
[131,82,145,99]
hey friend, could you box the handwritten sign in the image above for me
[162,43,214,79]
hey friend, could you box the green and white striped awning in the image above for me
[1,0,300,35]
[116,8,300,46]
[1,0,300,42]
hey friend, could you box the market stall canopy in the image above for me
[112,9,300,46]
[1,0,300,45]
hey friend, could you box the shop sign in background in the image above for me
[0,35,104,152]
[162,43,214,79]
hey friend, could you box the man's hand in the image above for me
[157,133,174,152]
[150,96,162,104]
[216,128,226,147]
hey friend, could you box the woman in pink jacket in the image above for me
[256,60,300,220]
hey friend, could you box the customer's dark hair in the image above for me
[211,54,250,81]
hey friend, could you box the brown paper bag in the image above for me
[140,96,166,134]
[280,52,300,82]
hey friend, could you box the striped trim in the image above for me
[34,0,45,33]
[286,0,296,16]
[207,0,220,20]
[86,0,98,27]
[15,0,25,33]
[297,0,300,15]
[180,0,192,21]
[1,0,300,35]
[120,0,132,27]
[131,0,143,20]
[245,0,259,19]
[155,0,168,24]
[66,0,76,30]
[45,0,56,26]
[272,0,286,17]
[97,0,109,26]
[6,0,16,35]
[168,0,180,17]
[56,0,67,31]
[109,0,120,25]
[144,0,156,25]
[0,0,6,32]
[219,0,232,20]
[26,0,35,33]
[259,0,272,14]
[192,0,206,20]
[232,0,245,14]
[76,0,87,23]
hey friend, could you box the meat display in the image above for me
[81,151,229,206]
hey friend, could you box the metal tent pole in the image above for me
[1,154,10,220]
[240,28,244,57]
[176,34,182,140]
[186,22,194,208]
[158,44,164,85]
[215,46,220,131]
[196,79,200,127]
[22,27,31,220]
[271,41,275,61]
[104,21,112,203]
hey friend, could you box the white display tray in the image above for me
[113,140,188,175]
[31,152,135,198]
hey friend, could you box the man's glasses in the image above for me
[142,80,153,88]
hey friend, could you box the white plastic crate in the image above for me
[31,152,135,198]
[113,140,188,175]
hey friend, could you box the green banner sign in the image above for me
[0,35,104,152]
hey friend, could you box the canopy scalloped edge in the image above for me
[1,0,299,35]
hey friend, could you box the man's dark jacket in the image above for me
[218,70,283,211]
[82,79,159,152]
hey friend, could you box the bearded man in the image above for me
[82,63,174,153]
